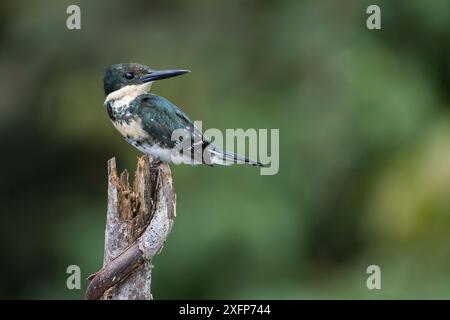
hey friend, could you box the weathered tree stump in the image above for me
[85,155,176,300]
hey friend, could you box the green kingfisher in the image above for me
[103,63,263,167]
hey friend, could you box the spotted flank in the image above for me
[103,63,263,167]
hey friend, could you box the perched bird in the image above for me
[103,63,263,166]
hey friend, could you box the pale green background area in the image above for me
[0,0,449,299]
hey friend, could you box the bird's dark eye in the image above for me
[125,72,135,80]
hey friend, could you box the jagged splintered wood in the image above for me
[85,155,176,300]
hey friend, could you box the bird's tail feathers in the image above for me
[208,149,266,167]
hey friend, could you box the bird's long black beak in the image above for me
[140,69,190,83]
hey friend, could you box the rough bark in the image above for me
[85,155,176,300]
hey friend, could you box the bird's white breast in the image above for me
[105,83,153,141]
[105,83,177,163]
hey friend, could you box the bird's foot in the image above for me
[149,159,163,170]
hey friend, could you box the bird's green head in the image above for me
[104,63,190,96]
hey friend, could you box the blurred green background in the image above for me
[0,0,449,299]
